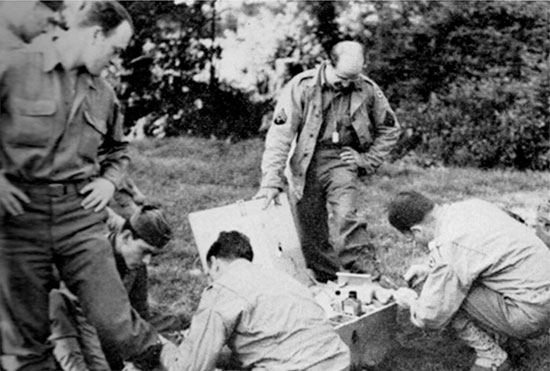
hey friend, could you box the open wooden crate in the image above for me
[188,195,397,368]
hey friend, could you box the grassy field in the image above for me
[128,137,549,371]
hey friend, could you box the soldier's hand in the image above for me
[340,146,367,168]
[0,172,30,216]
[253,187,281,209]
[80,178,116,212]
[404,264,430,288]
[393,287,418,309]
[159,342,182,371]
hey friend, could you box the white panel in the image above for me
[188,194,312,285]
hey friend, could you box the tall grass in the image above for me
[129,137,549,371]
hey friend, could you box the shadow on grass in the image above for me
[362,308,550,371]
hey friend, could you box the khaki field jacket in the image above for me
[260,62,401,199]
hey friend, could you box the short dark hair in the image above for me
[123,205,172,250]
[206,231,254,265]
[78,1,134,36]
[387,191,435,234]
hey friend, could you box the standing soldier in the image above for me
[255,40,401,283]
[0,2,64,370]
[0,2,164,370]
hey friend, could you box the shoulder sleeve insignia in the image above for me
[273,108,288,125]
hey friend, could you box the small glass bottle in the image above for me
[330,290,343,313]
[342,290,362,317]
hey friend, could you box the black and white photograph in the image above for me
[0,1,549,370]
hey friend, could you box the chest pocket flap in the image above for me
[14,98,57,116]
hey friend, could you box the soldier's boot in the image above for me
[451,314,511,371]
[341,243,381,280]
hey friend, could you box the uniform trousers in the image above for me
[290,148,370,282]
[461,284,550,339]
[0,181,158,371]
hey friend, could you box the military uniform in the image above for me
[161,259,350,371]
[49,233,149,371]
[410,200,550,336]
[0,18,25,371]
[49,210,186,371]
[260,62,401,281]
[0,22,25,51]
[0,39,160,371]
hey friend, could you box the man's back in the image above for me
[187,259,350,371]
[214,259,349,370]
[435,199,550,304]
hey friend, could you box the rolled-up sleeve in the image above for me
[409,242,488,329]
[410,263,469,329]
[260,79,304,190]
[161,287,245,371]
[359,84,401,172]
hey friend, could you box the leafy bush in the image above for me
[120,1,267,140]
[402,70,549,170]
[163,82,270,139]
[358,1,550,170]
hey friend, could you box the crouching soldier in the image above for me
[49,205,185,371]
[387,191,550,371]
[161,230,350,371]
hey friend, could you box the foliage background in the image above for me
[117,0,549,170]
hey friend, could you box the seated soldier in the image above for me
[49,205,185,371]
[161,230,350,371]
[388,191,550,371]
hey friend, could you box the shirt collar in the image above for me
[0,29,26,50]
[320,62,330,88]
[25,34,62,73]
[30,35,97,90]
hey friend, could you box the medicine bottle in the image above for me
[342,290,362,316]
[331,290,343,313]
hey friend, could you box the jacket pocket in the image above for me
[79,111,107,162]
[8,97,56,147]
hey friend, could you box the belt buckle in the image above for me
[48,183,68,196]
